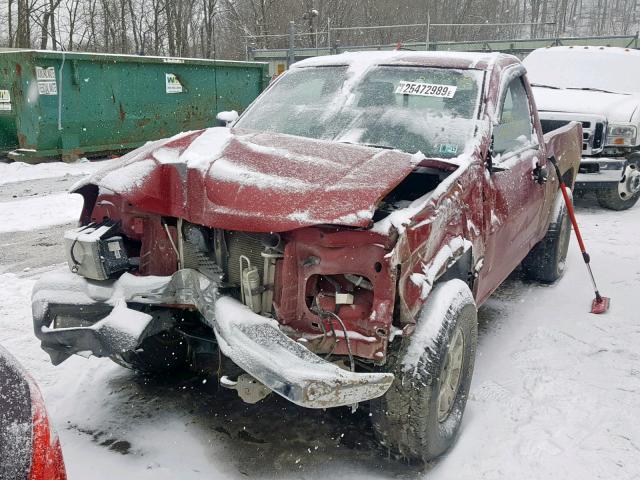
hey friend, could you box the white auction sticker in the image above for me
[165,73,183,94]
[395,81,457,98]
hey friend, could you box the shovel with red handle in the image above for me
[549,156,610,314]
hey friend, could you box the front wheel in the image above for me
[596,162,640,210]
[370,279,478,462]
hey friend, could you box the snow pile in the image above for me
[0,192,83,233]
[0,159,116,186]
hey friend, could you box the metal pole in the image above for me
[426,12,430,51]
[287,21,295,67]
[327,17,331,49]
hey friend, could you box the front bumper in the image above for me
[575,158,625,189]
[32,269,393,408]
[575,158,640,195]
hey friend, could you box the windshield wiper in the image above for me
[530,83,561,90]
[530,83,630,95]
[566,86,629,95]
[338,141,396,150]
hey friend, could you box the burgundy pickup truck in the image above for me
[32,51,581,461]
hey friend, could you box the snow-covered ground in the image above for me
[0,160,639,479]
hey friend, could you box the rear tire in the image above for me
[370,279,477,462]
[522,193,571,283]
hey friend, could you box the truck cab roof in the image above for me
[293,50,520,71]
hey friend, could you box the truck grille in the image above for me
[540,115,606,155]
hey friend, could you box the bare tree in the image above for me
[1,0,639,59]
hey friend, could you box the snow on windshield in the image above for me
[236,65,484,159]
[524,47,640,94]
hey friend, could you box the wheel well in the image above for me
[435,247,474,290]
[562,168,575,190]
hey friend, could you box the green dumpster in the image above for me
[0,50,269,162]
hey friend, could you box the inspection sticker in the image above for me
[166,73,183,93]
[35,67,58,95]
[395,81,457,98]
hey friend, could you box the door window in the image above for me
[494,77,533,156]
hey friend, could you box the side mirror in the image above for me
[216,110,239,127]
[487,130,507,173]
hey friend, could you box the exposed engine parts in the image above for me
[178,224,284,316]
[220,374,272,404]
[64,220,131,280]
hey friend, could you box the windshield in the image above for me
[235,65,484,159]
[524,48,640,94]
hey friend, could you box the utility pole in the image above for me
[426,12,431,51]
[287,21,295,67]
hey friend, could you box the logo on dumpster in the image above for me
[166,73,183,94]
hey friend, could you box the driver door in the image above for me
[476,73,546,303]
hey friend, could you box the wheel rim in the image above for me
[618,163,640,200]
[437,326,465,423]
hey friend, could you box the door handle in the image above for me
[533,162,549,185]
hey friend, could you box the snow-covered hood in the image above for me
[77,127,419,232]
[532,87,640,123]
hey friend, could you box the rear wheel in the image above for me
[370,279,477,462]
[522,193,571,283]
[596,161,640,210]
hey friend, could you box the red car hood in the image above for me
[80,127,418,232]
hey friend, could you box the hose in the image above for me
[323,310,355,372]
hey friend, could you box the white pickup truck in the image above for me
[524,46,640,210]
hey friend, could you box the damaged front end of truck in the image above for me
[31,126,466,409]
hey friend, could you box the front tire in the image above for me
[596,186,640,210]
[370,279,478,462]
[596,161,640,210]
